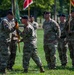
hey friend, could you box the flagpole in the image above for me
[11,0,21,52]
[28,6,30,17]
[69,0,71,31]
[11,0,15,17]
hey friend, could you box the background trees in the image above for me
[0,0,72,17]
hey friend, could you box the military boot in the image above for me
[61,64,66,68]
[23,69,28,73]
[7,67,13,71]
[0,69,6,74]
[39,66,45,73]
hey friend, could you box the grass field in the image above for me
[6,29,74,75]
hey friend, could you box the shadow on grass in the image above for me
[8,65,74,74]
[42,65,74,71]
[56,66,74,71]
[9,69,23,74]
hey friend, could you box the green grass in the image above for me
[6,30,74,75]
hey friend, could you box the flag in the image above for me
[12,0,21,24]
[70,0,74,6]
[11,0,21,52]
[15,0,21,24]
[23,0,33,10]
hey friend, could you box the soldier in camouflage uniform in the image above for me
[57,14,67,67]
[7,20,18,70]
[43,11,61,69]
[0,11,16,74]
[29,15,38,51]
[18,15,44,73]
[65,10,74,67]
[29,15,38,38]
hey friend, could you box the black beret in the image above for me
[43,11,50,14]
[7,10,13,15]
[59,14,65,17]
[21,15,28,19]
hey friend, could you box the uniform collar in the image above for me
[45,18,52,22]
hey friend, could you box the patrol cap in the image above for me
[21,15,28,20]
[59,14,65,17]
[43,11,50,14]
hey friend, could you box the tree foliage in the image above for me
[0,0,72,17]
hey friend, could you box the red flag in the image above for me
[70,0,74,6]
[23,0,33,10]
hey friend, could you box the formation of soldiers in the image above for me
[0,9,74,74]
[43,10,74,69]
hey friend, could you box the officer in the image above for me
[0,10,16,74]
[58,14,67,67]
[65,10,74,68]
[18,15,45,73]
[43,11,61,69]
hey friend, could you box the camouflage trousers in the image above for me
[0,41,10,70]
[68,41,74,66]
[44,43,56,68]
[7,40,17,68]
[58,40,67,66]
[23,44,42,69]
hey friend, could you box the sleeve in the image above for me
[2,20,15,33]
[33,22,38,30]
[19,27,32,38]
[42,22,44,29]
[53,21,61,38]
[64,21,69,37]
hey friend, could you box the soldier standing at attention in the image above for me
[0,10,16,74]
[58,14,67,67]
[18,15,45,73]
[43,11,61,69]
[65,10,74,68]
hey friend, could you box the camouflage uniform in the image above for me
[58,22,67,66]
[30,21,38,48]
[7,20,17,69]
[19,24,43,71]
[43,19,61,69]
[65,17,74,67]
[0,17,15,71]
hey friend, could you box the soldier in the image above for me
[29,15,38,49]
[43,11,61,69]
[65,10,74,68]
[57,14,67,67]
[0,10,16,74]
[18,15,45,73]
[7,20,18,70]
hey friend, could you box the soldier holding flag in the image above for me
[65,10,74,68]
[7,0,21,71]
[64,0,74,68]
[0,10,17,74]
[17,15,45,73]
